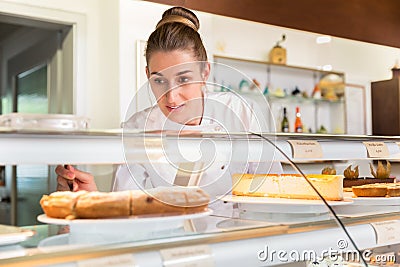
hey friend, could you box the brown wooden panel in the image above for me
[371,79,400,135]
[146,0,400,48]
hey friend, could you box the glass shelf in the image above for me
[1,130,400,164]
[267,95,345,104]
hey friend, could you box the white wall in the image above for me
[209,15,400,134]
[119,1,400,134]
[210,15,400,80]
[1,0,399,132]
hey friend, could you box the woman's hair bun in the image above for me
[157,6,200,31]
[146,6,207,63]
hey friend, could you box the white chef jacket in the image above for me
[113,91,282,210]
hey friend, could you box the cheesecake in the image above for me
[232,174,344,201]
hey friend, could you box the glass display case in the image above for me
[1,130,400,267]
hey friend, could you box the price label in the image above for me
[370,220,400,245]
[363,142,389,158]
[287,140,323,159]
[160,244,214,267]
[78,254,135,267]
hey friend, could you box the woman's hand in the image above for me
[55,165,98,192]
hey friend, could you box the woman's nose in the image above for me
[165,88,179,103]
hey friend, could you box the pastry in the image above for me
[131,187,209,216]
[343,162,395,187]
[343,177,395,188]
[387,185,400,197]
[352,183,400,197]
[232,174,343,201]
[40,191,87,219]
[40,187,210,219]
[352,184,388,197]
[75,191,131,219]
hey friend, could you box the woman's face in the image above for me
[146,50,210,125]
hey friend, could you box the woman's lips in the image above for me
[166,104,184,112]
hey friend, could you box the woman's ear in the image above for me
[202,62,211,81]
[145,66,150,79]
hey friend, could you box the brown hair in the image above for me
[145,7,207,65]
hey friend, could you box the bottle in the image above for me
[281,107,289,132]
[294,106,303,133]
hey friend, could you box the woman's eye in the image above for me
[154,78,166,84]
[178,76,191,84]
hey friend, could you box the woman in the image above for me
[56,7,280,200]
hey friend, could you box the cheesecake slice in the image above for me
[232,174,344,201]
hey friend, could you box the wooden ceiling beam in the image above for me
[145,0,400,48]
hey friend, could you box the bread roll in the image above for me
[75,191,131,219]
[40,191,87,219]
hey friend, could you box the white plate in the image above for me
[37,234,89,251]
[37,210,212,226]
[0,225,35,246]
[343,190,400,205]
[219,195,353,214]
[347,196,400,206]
[38,210,212,245]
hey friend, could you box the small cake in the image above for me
[352,183,400,197]
[232,174,343,201]
[343,161,395,187]
[352,184,388,197]
[343,177,395,188]
[387,184,400,197]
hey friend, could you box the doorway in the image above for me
[0,14,74,225]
